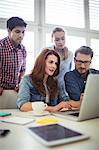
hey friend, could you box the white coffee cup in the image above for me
[32,102,47,114]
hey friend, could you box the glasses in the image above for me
[74,58,91,66]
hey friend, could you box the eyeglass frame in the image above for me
[74,58,91,66]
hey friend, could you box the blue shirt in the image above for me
[57,50,73,99]
[48,46,73,100]
[16,75,69,108]
[64,69,99,101]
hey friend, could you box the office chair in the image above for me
[0,90,18,109]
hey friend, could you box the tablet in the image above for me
[28,124,89,147]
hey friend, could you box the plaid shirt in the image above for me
[0,36,27,89]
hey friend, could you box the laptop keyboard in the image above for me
[69,112,79,117]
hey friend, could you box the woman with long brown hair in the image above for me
[16,48,71,112]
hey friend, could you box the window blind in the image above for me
[0,0,34,21]
[45,0,85,28]
[89,0,99,30]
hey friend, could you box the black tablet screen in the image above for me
[29,124,82,141]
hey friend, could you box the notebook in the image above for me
[1,116,35,125]
[53,74,99,121]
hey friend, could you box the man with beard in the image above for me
[64,46,99,101]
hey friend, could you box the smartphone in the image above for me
[28,124,89,147]
[0,129,10,137]
[0,112,12,117]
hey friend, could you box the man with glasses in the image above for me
[64,46,99,101]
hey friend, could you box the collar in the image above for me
[74,69,89,80]
[5,36,22,51]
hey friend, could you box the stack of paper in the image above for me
[1,116,35,125]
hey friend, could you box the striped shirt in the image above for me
[0,36,27,89]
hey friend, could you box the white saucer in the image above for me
[33,111,50,116]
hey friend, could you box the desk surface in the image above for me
[0,109,99,150]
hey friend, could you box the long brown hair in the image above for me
[29,48,60,97]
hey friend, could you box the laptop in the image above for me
[53,74,99,121]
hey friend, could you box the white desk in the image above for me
[0,109,99,150]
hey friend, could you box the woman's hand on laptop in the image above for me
[55,101,72,111]
[46,101,72,112]
[68,100,81,109]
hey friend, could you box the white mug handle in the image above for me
[44,103,48,109]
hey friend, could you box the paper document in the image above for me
[1,116,35,125]
[35,117,58,125]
